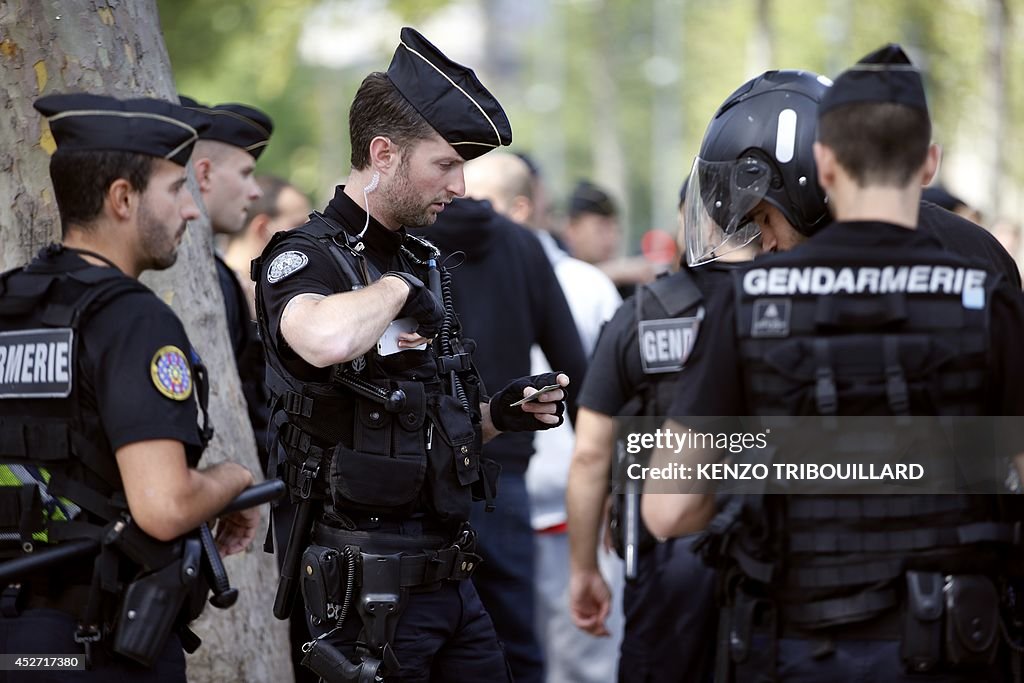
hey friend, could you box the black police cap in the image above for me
[386,27,512,160]
[819,43,928,117]
[33,93,209,166]
[569,180,617,219]
[180,96,274,160]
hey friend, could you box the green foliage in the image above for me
[159,0,1024,239]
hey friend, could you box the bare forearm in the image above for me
[642,419,718,537]
[126,461,253,542]
[568,409,615,572]
[567,447,612,572]
[174,462,255,530]
[283,277,407,366]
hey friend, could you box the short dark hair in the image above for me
[348,72,437,170]
[49,150,154,235]
[569,180,617,220]
[817,103,931,187]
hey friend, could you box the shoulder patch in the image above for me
[150,345,193,401]
[638,316,701,374]
[267,250,309,284]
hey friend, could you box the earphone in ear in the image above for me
[364,170,380,194]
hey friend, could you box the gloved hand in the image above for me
[384,271,445,339]
[489,372,568,432]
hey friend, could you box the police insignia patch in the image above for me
[150,345,193,401]
[267,250,309,284]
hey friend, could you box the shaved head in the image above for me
[463,152,533,216]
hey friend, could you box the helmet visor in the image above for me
[684,156,772,266]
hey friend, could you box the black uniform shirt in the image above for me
[579,262,737,417]
[216,253,250,359]
[28,250,206,458]
[668,222,1024,419]
[259,187,406,380]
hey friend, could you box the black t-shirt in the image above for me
[53,253,205,456]
[667,222,1024,419]
[578,262,738,417]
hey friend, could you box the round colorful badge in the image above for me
[150,345,193,401]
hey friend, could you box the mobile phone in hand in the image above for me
[509,384,562,407]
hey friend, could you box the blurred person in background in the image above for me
[412,186,588,683]
[464,151,625,683]
[564,180,659,297]
[223,174,312,319]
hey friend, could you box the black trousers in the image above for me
[0,608,185,682]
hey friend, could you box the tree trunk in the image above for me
[985,0,1008,218]
[0,2,292,681]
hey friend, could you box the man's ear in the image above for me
[920,143,941,187]
[812,141,836,193]
[192,157,213,193]
[105,178,136,221]
[368,136,396,175]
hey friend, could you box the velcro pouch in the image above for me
[944,574,999,665]
[300,544,343,625]
[429,394,479,487]
[329,443,426,513]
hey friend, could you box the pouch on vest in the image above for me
[329,443,425,515]
[333,392,428,514]
[426,394,479,521]
[944,574,999,665]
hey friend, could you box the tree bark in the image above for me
[0,2,292,681]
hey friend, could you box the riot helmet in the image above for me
[686,70,832,266]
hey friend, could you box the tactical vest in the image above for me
[0,248,205,556]
[612,268,704,559]
[630,268,704,416]
[253,214,494,528]
[704,239,1013,630]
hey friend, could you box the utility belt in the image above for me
[720,572,1010,681]
[1,520,227,670]
[298,522,482,683]
[305,522,480,606]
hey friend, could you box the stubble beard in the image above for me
[138,202,181,271]
[380,158,441,228]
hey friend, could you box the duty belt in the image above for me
[312,523,480,588]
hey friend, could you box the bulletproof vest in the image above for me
[0,250,163,554]
[704,240,1010,630]
[733,244,993,418]
[253,214,490,526]
[631,268,704,417]
[611,269,703,560]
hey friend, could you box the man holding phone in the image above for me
[254,27,571,681]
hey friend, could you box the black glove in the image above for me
[489,372,566,433]
[384,271,444,339]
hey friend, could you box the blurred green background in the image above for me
[158,0,1023,250]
